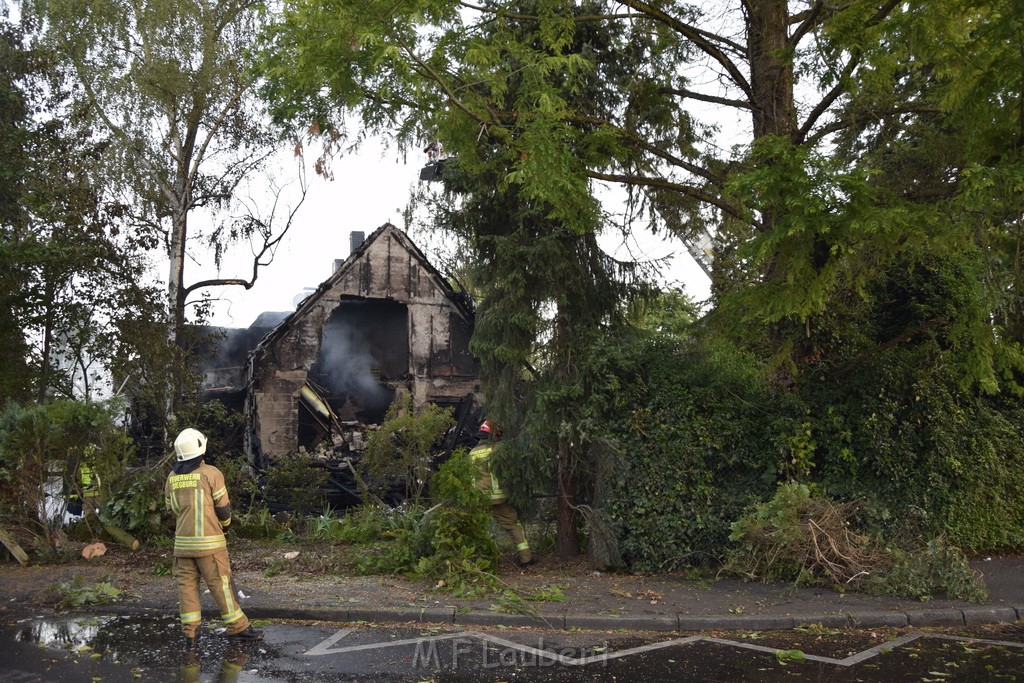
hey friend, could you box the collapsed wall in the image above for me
[244,224,479,465]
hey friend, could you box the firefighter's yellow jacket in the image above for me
[470,443,507,502]
[164,461,232,558]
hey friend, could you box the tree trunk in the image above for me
[165,191,188,421]
[555,438,579,559]
[36,283,55,403]
[553,312,580,559]
[747,0,796,142]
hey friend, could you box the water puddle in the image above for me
[2,614,277,682]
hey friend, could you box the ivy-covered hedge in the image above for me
[600,325,1024,571]
[602,338,802,572]
[808,346,1024,552]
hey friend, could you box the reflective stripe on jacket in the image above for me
[469,443,506,501]
[164,462,231,557]
[80,464,101,499]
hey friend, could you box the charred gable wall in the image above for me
[246,225,478,462]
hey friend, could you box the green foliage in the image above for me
[802,255,1024,551]
[0,10,160,405]
[775,650,806,666]
[102,468,166,539]
[234,507,282,540]
[330,504,392,544]
[602,336,799,571]
[264,453,329,517]
[51,577,123,609]
[630,289,700,340]
[23,0,296,365]
[362,393,454,505]
[0,399,132,542]
[261,0,1024,569]
[868,538,988,603]
[414,449,499,594]
[323,451,500,595]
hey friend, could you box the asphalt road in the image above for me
[2,613,1023,682]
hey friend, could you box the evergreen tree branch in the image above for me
[834,316,950,380]
[585,169,754,227]
[658,86,753,110]
[804,104,941,147]
[797,56,860,144]
[618,0,753,100]
[566,113,722,185]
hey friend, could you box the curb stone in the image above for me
[677,615,795,631]
[907,609,965,627]
[28,598,1024,633]
[794,614,855,629]
[349,608,421,623]
[963,607,1017,625]
[456,611,561,629]
[844,611,909,628]
[564,614,678,632]
[418,607,456,623]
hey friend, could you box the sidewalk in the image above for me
[1,554,1021,633]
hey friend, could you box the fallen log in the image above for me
[0,525,29,566]
[103,524,140,551]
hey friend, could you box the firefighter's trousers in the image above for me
[174,550,250,637]
[491,500,532,563]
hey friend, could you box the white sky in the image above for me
[196,137,713,329]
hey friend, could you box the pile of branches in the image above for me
[726,483,883,589]
[726,483,987,602]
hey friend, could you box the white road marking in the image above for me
[303,627,1024,667]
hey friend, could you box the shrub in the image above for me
[362,393,454,506]
[0,399,132,545]
[264,452,329,516]
[727,482,988,601]
[808,347,1024,552]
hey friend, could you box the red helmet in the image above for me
[477,419,502,438]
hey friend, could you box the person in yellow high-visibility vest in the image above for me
[164,428,263,646]
[66,445,103,519]
[469,420,535,568]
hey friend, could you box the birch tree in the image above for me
[25,0,305,357]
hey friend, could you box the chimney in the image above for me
[349,231,365,255]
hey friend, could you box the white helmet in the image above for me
[174,428,207,462]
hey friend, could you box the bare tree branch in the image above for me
[659,86,753,110]
[182,165,309,298]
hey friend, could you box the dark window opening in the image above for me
[308,299,407,424]
[297,399,329,454]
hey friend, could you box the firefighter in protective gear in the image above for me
[164,428,263,643]
[66,445,103,518]
[470,420,535,567]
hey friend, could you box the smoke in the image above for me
[312,313,394,418]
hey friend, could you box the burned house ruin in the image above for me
[244,224,479,467]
